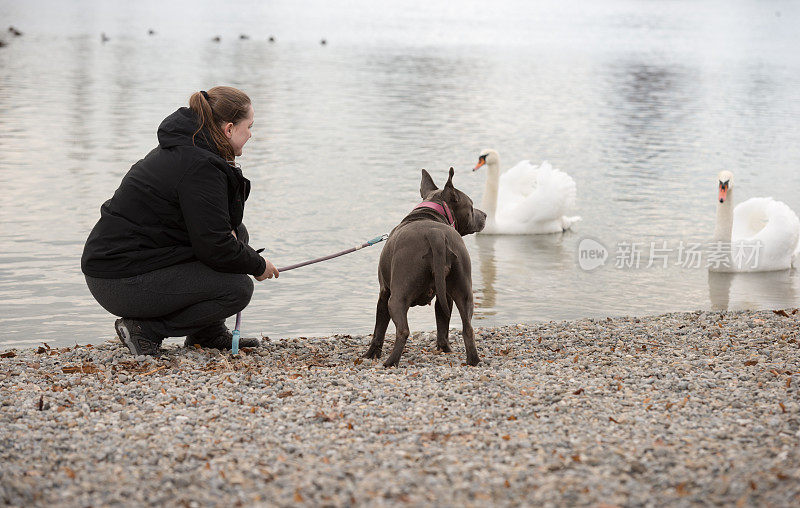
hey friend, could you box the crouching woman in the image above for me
[81,86,279,356]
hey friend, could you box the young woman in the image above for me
[82,86,279,356]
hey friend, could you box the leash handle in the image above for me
[232,312,242,354]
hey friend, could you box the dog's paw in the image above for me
[363,348,382,360]
[465,355,480,366]
[435,344,452,353]
[383,358,400,368]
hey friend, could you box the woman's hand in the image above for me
[256,258,279,281]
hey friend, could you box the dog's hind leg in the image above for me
[364,290,390,359]
[453,289,479,366]
[384,295,410,367]
[434,295,453,352]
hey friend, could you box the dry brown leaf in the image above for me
[573,388,584,395]
[504,479,511,488]
[277,390,293,398]
[744,360,758,366]
[676,483,689,496]
[773,309,790,317]
[507,415,517,421]
[571,454,581,463]
[288,373,302,379]
[353,358,363,365]
[63,467,76,479]
[250,406,256,413]
[608,417,622,424]
[1,351,16,358]
[294,490,304,502]
[779,402,787,413]
[62,363,101,374]
[749,480,757,490]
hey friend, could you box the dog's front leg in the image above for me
[364,291,390,359]
[384,296,410,367]
[434,295,453,353]
[453,290,479,366]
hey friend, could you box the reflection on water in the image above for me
[472,233,574,321]
[708,270,799,311]
[474,235,497,314]
[1,0,800,347]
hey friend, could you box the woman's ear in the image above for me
[222,122,234,139]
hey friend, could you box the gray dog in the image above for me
[364,168,487,367]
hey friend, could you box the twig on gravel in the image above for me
[139,365,166,376]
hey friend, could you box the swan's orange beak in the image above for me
[473,159,485,171]
[718,183,728,203]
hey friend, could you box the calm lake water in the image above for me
[1,0,800,348]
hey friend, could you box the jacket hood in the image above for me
[157,107,221,157]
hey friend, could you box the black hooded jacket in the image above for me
[81,108,266,278]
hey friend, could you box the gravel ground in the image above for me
[1,309,799,507]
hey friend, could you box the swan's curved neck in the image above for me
[714,188,734,242]
[481,159,501,217]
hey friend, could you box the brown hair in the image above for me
[188,86,251,162]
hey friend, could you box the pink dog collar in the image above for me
[414,201,455,227]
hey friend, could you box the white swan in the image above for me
[472,149,580,235]
[712,170,800,272]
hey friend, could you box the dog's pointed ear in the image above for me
[420,169,438,198]
[443,167,459,202]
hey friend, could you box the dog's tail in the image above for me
[426,231,452,316]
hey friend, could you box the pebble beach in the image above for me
[1,309,799,507]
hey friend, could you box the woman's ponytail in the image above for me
[188,86,251,163]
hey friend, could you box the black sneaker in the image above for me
[184,330,261,350]
[114,318,162,356]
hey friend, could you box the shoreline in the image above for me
[1,309,799,506]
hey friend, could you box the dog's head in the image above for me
[420,167,486,236]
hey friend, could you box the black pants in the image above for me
[85,224,255,340]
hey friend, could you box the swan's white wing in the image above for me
[496,162,578,233]
[732,197,800,271]
[496,160,539,208]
